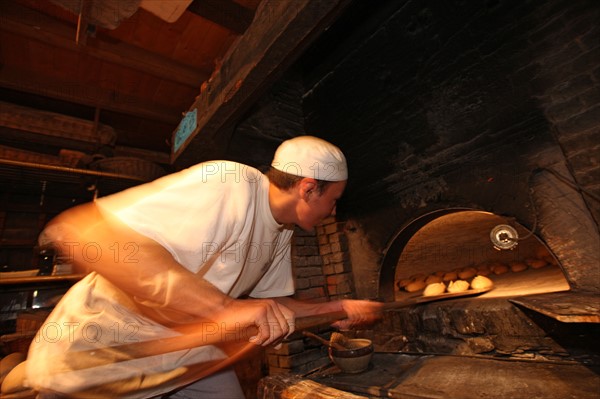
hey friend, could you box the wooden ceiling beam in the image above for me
[0,100,171,164]
[0,2,210,88]
[171,0,351,166]
[113,145,170,164]
[0,100,116,146]
[187,0,255,35]
[0,126,170,165]
[0,66,182,125]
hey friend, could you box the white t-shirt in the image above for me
[96,160,295,299]
[26,161,296,397]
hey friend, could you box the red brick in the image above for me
[277,348,322,368]
[327,251,348,263]
[295,267,323,277]
[319,244,332,255]
[308,255,323,265]
[334,262,349,274]
[295,246,319,256]
[294,287,326,300]
[324,223,339,234]
[292,256,308,267]
[330,241,342,253]
[266,353,280,367]
[268,365,291,374]
[295,277,310,290]
[293,356,330,374]
[326,274,345,285]
[309,276,326,287]
[317,234,329,245]
[294,227,316,237]
[322,264,335,275]
[265,338,305,356]
[336,280,353,294]
[304,236,319,246]
[319,216,336,226]
[328,233,340,244]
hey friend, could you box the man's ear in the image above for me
[299,178,317,200]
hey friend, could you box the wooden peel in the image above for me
[403,286,493,304]
[295,287,493,329]
[66,287,493,370]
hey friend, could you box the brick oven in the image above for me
[224,0,600,397]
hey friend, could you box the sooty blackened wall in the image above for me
[293,0,599,296]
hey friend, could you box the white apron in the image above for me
[26,272,238,398]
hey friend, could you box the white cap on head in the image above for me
[271,136,347,182]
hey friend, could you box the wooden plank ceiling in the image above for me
[1,0,344,167]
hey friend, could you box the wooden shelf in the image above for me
[0,158,147,197]
[0,239,37,247]
[0,274,85,286]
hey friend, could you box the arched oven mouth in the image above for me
[379,209,570,303]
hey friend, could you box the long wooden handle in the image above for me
[66,323,257,370]
[67,312,344,371]
[67,287,492,370]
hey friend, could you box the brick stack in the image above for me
[291,227,328,302]
[317,217,355,300]
[265,217,357,375]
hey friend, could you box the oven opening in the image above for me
[387,209,569,302]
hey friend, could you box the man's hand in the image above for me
[219,298,295,346]
[331,299,383,330]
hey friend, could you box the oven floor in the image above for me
[305,353,600,398]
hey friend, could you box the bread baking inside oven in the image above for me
[423,282,446,296]
[470,275,494,290]
[447,279,470,293]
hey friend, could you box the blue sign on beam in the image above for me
[173,109,197,153]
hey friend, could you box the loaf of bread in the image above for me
[458,267,477,280]
[423,282,446,296]
[425,274,443,284]
[405,279,427,292]
[447,280,470,293]
[476,264,492,276]
[442,271,458,282]
[533,245,558,266]
[470,275,494,290]
[535,246,551,259]
[526,258,547,269]
[491,263,509,275]
[397,278,412,289]
[509,261,528,272]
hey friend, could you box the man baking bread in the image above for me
[26,136,382,398]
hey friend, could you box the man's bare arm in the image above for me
[41,202,291,345]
